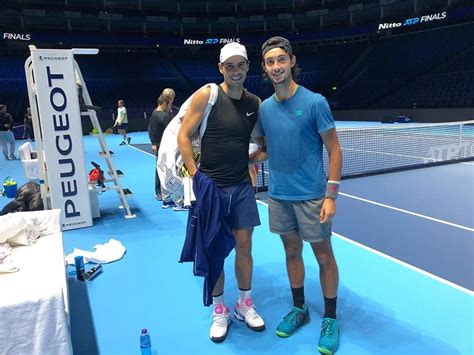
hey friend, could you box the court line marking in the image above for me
[127,143,156,158]
[334,232,474,296]
[256,200,473,296]
[339,192,474,232]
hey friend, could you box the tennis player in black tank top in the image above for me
[199,86,259,186]
[178,42,265,342]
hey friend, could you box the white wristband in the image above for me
[326,180,340,199]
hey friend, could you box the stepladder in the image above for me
[74,63,136,219]
[24,46,136,228]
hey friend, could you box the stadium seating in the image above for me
[1,22,473,123]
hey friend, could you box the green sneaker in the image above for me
[318,318,339,354]
[275,304,309,338]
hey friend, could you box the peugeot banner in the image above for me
[30,49,92,230]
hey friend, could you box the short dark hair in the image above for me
[261,36,300,82]
[157,94,171,106]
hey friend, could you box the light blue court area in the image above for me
[1,131,473,354]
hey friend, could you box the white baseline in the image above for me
[256,200,473,296]
[340,192,473,232]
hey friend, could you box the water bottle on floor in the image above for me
[140,328,152,355]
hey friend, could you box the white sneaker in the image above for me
[210,304,231,342]
[234,298,265,331]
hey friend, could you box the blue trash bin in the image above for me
[3,183,17,198]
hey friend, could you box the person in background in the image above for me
[162,88,180,119]
[0,104,16,160]
[148,94,172,201]
[161,88,190,211]
[114,100,130,145]
[160,87,189,211]
[24,107,34,141]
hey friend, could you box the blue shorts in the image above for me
[118,123,128,130]
[218,180,260,230]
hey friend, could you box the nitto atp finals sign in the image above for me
[378,11,447,31]
[183,37,240,45]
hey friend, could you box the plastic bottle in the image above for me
[74,255,85,281]
[140,328,152,355]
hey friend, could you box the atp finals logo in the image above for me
[378,11,447,31]
[3,32,31,41]
[183,37,240,45]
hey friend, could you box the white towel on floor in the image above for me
[65,239,126,265]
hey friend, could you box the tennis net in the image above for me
[256,120,474,188]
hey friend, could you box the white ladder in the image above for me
[74,62,136,219]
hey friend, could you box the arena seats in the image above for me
[1,22,473,119]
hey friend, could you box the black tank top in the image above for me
[199,86,259,187]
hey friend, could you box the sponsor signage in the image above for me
[30,49,92,230]
[3,32,31,41]
[183,37,240,45]
[427,142,474,162]
[378,11,447,31]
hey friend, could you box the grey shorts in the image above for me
[268,196,332,243]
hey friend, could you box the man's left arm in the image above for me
[249,136,267,164]
[320,128,342,223]
[249,111,268,164]
[148,117,159,151]
[7,114,14,130]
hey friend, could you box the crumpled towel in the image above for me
[0,209,61,246]
[65,239,126,265]
[0,243,19,273]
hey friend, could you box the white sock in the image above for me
[238,289,251,304]
[212,294,224,306]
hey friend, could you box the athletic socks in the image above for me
[290,287,337,318]
[238,288,251,305]
[291,287,305,309]
[323,296,337,319]
[212,293,224,306]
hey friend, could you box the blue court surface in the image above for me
[1,126,473,355]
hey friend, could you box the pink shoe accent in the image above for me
[214,304,229,314]
[244,297,253,307]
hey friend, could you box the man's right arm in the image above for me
[114,109,123,126]
[177,87,211,176]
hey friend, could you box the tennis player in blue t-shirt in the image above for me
[252,36,343,354]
